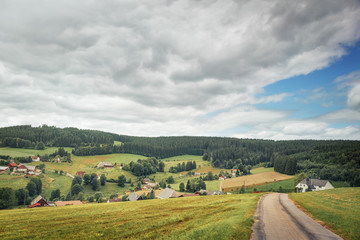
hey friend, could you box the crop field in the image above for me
[289,188,360,240]
[0,147,73,158]
[0,194,261,240]
[221,171,294,192]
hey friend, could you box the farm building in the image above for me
[55,201,83,207]
[194,172,201,176]
[143,178,150,183]
[7,163,18,168]
[96,162,114,168]
[232,169,240,177]
[296,178,334,192]
[219,175,225,180]
[0,166,9,174]
[127,192,143,201]
[76,171,86,178]
[27,166,36,172]
[17,164,28,173]
[156,188,179,199]
[107,198,122,203]
[31,195,48,206]
[31,156,40,162]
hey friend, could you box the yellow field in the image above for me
[221,171,294,192]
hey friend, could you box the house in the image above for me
[218,174,225,180]
[232,169,240,177]
[17,164,28,173]
[195,190,214,195]
[127,192,143,201]
[147,182,157,188]
[142,185,153,190]
[179,193,200,197]
[7,163,18,168]
[26,171,35,176]
[76,171,86,178]
[212,191,225,195]
[27,166,36,172]
[0,166,9,174]
[296,178,335,192]
[107,198,122,203]
[31,195,48,206]
[31,156,40,162]
[143,178,150,183]
[96,162,114,168]
[55,201,83,207]
[194,172,201,176]
[156,188,179,199]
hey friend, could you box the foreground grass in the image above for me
[289,188,360,240]
[0,194,261,240]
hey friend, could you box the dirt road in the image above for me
[252,193,343,240]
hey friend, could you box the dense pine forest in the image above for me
[0,125,359,186]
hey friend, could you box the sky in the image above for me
[0,0,360,140]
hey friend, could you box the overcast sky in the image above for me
[1,0,360,140]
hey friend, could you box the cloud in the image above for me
[0,0,360,138]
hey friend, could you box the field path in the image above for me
[252,193,343,240]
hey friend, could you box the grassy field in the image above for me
[0,175,29,189]
[289,188,360,240]
[245,179,295,193]
[0,147,73,158]
[221,171,294,192]
[0,194,262,240]
[250,167,274,174]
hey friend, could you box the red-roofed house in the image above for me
[0,166,9,174]
[76,171,86,178]
[31,156,40,162]
[7,163,18,168]
[17,164,28,173]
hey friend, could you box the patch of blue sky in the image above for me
[256,41,360,120]
[330,122,360,129]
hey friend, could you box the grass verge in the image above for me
[289,188,360,240]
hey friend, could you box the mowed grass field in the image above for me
[0,147,74,158]
[221,171,294,192]
[0,194,262,240]
[289,188,360,240]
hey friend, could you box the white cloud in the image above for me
[0,0,360,138]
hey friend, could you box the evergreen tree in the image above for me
[83,174,91,185]
[186,180,190,192]
[179,182,185,192]
[91,178,99,191]
[26,182,37,196]
[0,188,16,209]
[100,174,106,186]
[118,175,126,187]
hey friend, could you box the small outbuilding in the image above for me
[96,162,114,168]
[31,195,48,206]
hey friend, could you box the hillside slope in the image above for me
[0,194,261,240]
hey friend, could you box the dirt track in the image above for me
[252,193,343,240]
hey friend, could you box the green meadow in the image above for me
[289,188,360,240]
[0,194,261,240]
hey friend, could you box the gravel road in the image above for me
[251,193,343,240]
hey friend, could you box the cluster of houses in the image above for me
[0,161,41,176]
[108,187,226,203]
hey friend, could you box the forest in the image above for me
[0,125,359,186]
